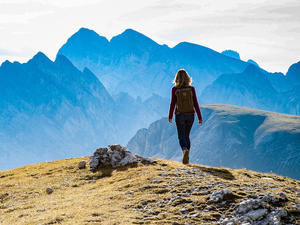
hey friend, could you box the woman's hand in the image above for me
[198,120,203,125]
[168,118,172,123]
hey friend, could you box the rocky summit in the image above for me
[0,146,299,224]
[89,144,156,171]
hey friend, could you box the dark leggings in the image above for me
[175,113,195,151]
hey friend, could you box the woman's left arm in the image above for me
[192,86,202,123]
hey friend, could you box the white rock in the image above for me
[244,208,267,220]
[179,208,187,213]
[190,213,200,217]
[119,151,138,167]
[261,209,287,225]
[294,204,300,212]
[235,199,262,214]
[208,189,232,203]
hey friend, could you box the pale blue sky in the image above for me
[0,0,299,73]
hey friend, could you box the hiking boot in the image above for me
[182,149,189,164]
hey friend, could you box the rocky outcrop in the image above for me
[89,144,156,171]
[219,192,292,225]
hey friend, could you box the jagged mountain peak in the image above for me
[247,59,259,67]
[27,51,52,65]
[110,28,159,48]
[0,60,20,73]
[243,63,263,75]
[120,28,148,38]
[221,50,241,60]
[286,60,300,83]
[77,27,95,33]
[71,27,109,43]
[0,60,12,68]
[57,28,109,60]
[173,41,221,56]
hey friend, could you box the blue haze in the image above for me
[0,27,299,172]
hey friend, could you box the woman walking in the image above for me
[168,69,202,164]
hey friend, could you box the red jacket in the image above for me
[168,85,202,121]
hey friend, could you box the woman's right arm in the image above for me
[168,87,176,122]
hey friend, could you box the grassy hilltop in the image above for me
[1,157,300,224]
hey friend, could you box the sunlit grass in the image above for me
[0,157,299,224]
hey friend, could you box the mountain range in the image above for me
[127,104,300,180]
[57,28,248,99]
[0,27,299,171]
[0,53,165,170]
[57,28,300,115]
[200,62,300,114]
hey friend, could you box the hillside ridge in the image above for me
[1,155,299,224]
[128,104,300,180]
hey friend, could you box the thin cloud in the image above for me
[0,0,299,72]
[0,48,15,56]
[0,11,53,24]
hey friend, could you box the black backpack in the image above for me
[175,87,194,113]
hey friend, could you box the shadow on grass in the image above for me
[85,162,139,180]
[188,164,235,180]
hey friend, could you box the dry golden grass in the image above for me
[0,157,299,225]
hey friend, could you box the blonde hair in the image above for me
[173,69,192,88]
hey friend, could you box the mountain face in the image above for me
[247,59,259,67]
[200,65,299,114]
[267,72,292,93]
[0,52,167,170]
[111,92,169,143]
[57,28,248,99]
[57,28,300,115]
[200,65,280,111]
[1,28,299,171]
[286,61,300,85]
[0,52,117,170]
[127,104,300,180]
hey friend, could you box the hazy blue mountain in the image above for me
[127,104,300,180]
[142,93,170,116]
[286,61,300,85]
[221,50,240,60]
[0,52,118,169]
[200,65,282,111]
[280,61,300,114]
[267,72,293,93]
[281,86,300,115]
[111,92,168,142]
[57,27,300,115]
[200,64,300,114]
[58,28,248,99]
[247,59,259,67]
[266,62,300,93]
[0,52,168,170]
[2,27,299,171]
